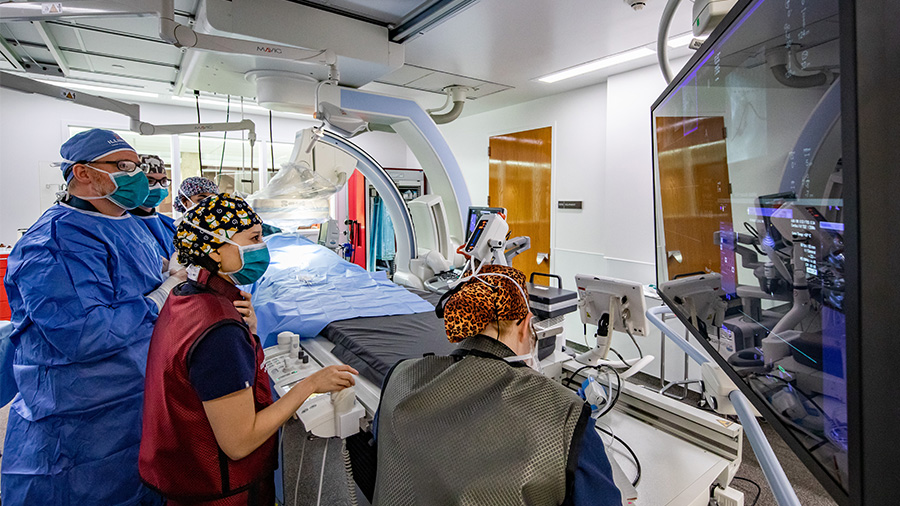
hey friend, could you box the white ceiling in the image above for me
[0,0,698,117]
[386,0,695,114]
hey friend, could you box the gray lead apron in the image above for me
[374,335,591,506]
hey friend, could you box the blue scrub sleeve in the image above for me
[9,226,160,362]
[573,426,623,506]
[187,322,257,401]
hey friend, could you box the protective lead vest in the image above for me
[374,335,591,506]
[139,270,277,502]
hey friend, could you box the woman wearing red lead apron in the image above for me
[139,194,357,505]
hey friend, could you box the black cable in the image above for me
[269,110,275,173]
[623,317,643,358]
[194,91,203,170]
[217,95,231,184]
[565,365,597,387]
[743,222,759,239]
[731,476,761,506]
[596,425,641,486]
[608,347,628,364]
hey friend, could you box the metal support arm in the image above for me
[134,119,257,147]
[1,71,140,121]
[1,71,257,145]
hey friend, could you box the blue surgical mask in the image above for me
[82,165,150,210]
[189,223,270,285]
[142,185,169,209]
[224,242,270,285]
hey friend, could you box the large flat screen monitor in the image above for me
[651,0,847,502]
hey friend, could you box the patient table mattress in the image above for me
[321,290,456,385]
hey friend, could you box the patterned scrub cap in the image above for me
[441,264,530,343]
[174,176,220,213]
[175,193,262,269]
[140,154,166,174]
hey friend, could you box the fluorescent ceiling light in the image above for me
[36,79,158,99]
[538,47,656,83]
[668,33,706,48]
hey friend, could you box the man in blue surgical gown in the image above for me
[1,129,183,505]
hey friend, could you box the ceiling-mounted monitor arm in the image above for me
[0,71,257,145]
[0,0,336,68]
[0,71,139,120]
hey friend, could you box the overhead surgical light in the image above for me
[537,47,656,83]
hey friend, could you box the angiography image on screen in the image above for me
[651,0,846,495]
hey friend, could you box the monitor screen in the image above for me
[465,207,506,240]
[651,0,846,500]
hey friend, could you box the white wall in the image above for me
[439,58,708,385]
[0,88,410,245]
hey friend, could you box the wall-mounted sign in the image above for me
[558,201,583,210]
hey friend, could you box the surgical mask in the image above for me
[188,223,270,285]
[142,185,169,209]
[81,165,150,210]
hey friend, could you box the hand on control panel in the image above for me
[307,364,358,393]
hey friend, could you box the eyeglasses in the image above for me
[84,160,142,173]
[148,177,171,187]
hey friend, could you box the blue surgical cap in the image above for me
[60,129,136,182]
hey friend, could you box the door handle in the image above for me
[667,250,683,263]
[537,252,549,264]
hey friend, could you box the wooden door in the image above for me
[656,116,731,280]
[489,127,552,280]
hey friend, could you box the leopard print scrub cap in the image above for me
[441,264,530,343]
[175,193,262,268]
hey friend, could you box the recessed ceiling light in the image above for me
[537,47,656,83]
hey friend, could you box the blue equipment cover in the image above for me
[133,212,177,259]
[251,233,434,346]
[1,203,163,505]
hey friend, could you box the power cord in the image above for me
[293,433,308,506]
[194,90,203,170]
[316,439,329,506]
[341,439,359,506]
[217,95,230,184]
[731,476,761,506]
[269,110,275,173]
[622,315,644,358]
[596,424,641,486]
